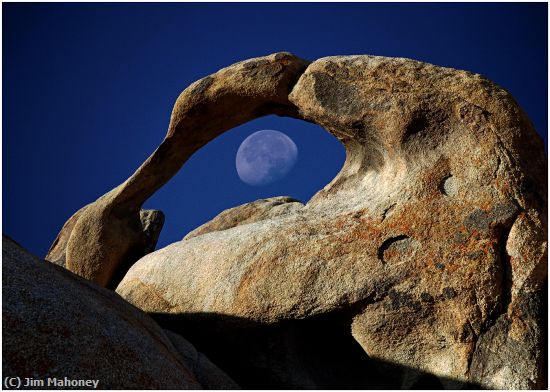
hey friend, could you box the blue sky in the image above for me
[3,3,547,257]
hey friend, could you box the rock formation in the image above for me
[3,235,238,389]
[47,52,308,288]
[45,52,546,388]
[183,196,304,240]
[45,206,165,288]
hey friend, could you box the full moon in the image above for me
[236,130,298,186]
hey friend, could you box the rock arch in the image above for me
[48,53,546,388]
[47,52,309,287]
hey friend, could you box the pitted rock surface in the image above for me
[47,52,546,389]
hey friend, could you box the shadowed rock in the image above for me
[3,236,238,389]
[114,54,547,389]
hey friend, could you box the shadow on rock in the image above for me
[151,310,483,390]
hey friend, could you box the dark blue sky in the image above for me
[4,3,547,257]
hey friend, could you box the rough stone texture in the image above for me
[3,235,238,389]
[48,52,309,288]
[184,196,303,239]
[46,207,164,270]
[116,54,546,389]
[140,209,165,255]
[44,204,89,267]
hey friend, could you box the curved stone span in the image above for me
[48,52,309,287]
[48,53,546,388]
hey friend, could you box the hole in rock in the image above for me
[378,235,411,263]
[403,112,430,141]
[439,174,457,196]
[143,115,346,249]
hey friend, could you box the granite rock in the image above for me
[3,235,238,389]
[116,54,546,388]
[48,52,309,287]
[184,196,303,240]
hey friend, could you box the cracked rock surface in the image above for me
[48,52,546,389]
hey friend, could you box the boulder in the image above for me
[116,55,547,388]
[2,235,238,389]
[184,196,303,240]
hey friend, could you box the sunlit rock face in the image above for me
[116,54,546,389]
[47,52,546,389]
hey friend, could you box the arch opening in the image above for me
[143,115,346,249]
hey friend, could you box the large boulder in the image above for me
[116,55,547,389]
[2,235,238,389]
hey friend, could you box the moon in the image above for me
[236,130,298,186]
